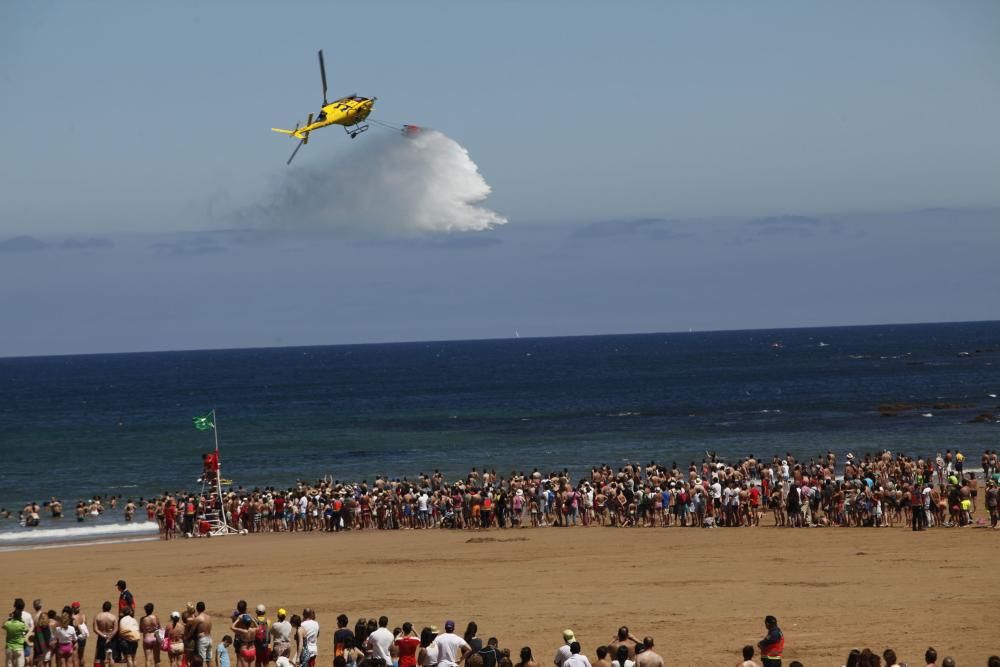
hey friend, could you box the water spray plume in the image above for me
[250,130,506,235]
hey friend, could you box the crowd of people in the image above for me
[8,449,1000,537]
[5,592,994,667]
[136,448,1000,538]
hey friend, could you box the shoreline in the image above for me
[1,527,997,666]
[0,516,996,552]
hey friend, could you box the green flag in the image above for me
[193,413,215,431]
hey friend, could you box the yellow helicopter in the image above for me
[271,50,376,165]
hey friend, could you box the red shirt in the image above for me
[395,636,420,667]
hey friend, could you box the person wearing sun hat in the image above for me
[553,630,575,667]
[429,621,469,667]
[253,606,270,667]
[270,609,291,660]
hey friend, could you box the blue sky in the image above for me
[1,1,999,356]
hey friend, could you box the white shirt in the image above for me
[367,627,394,663]
[301,620,319,658]
[21,611,34,635]
[553,645,572,666]
[563,655,591,667]
[430,632,469,667]
[54,626,77,645]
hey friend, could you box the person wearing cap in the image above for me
[166,612,186,667]
[230,602,257,667]
[70,603,88,667]
[553,630,574,667]
[428,622,469,667]
[252,606,269,667]
[270,610,291,660]
[116,582,135,615]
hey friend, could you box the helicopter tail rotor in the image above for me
[286,139,306,165]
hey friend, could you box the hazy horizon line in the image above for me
[3,318,996,361]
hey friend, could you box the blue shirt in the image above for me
[217,643,230,667]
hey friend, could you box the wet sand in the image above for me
[1,526,997,666]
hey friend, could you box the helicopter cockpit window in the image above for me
[317,111,327,121]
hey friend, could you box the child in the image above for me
[217,635,233,667]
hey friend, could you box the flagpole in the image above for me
[212,408,230,531]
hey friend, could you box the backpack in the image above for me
[255,620,267,642]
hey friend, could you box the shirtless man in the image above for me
[93,603,118,667]
[607,628,638,661]
[187,603,212,667]
[634,639,662,667]
[71,603,89,667]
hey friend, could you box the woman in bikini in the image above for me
[139,604,160,667]
[166,613,185,667]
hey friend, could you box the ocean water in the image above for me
[1,321,998,539]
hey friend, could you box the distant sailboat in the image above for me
[515,330,520,338]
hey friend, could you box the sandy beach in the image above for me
[2,526,997,666]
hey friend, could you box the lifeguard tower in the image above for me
[193,409,240,537]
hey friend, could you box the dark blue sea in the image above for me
[1,321,998,541]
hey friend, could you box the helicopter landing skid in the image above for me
[345,123,369,139]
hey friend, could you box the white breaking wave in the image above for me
[0,521,158,544]
[250,129,507,235]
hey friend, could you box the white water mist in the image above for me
[250,130,506,235]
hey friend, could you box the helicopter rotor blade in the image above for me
[287,139,306,166]
[318,50,328,105]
